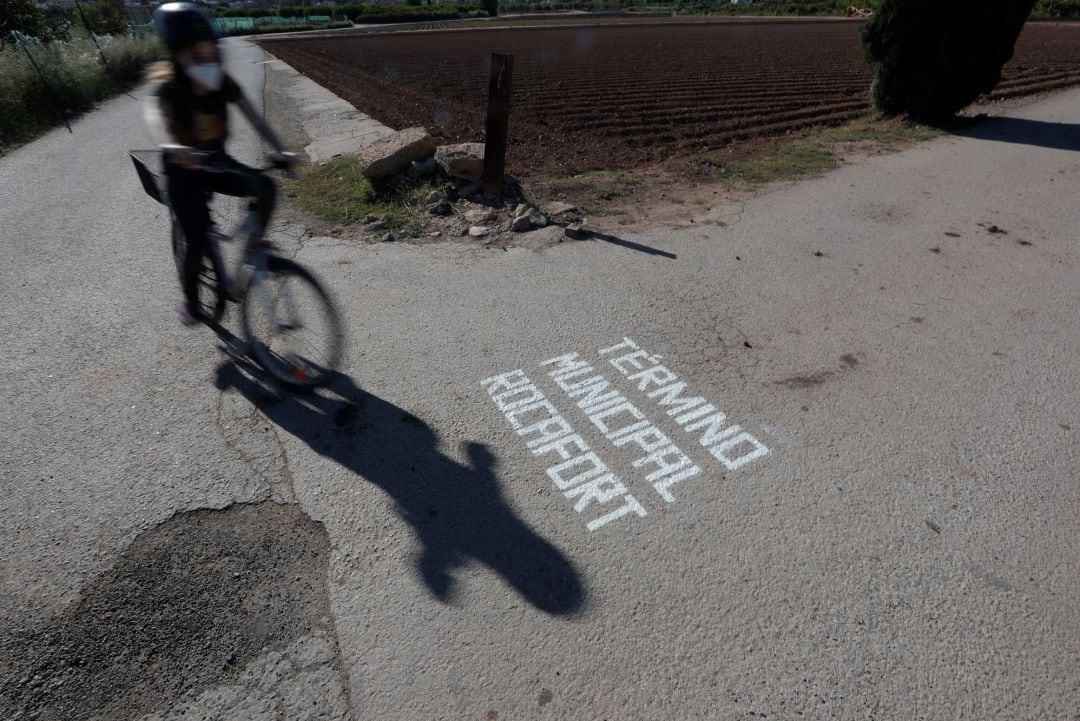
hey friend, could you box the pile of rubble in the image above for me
[357,127,587,243]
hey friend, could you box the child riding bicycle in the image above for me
[143,2,298,325]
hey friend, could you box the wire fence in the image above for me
[213,16,337,33]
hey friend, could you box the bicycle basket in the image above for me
[129,150,165,205]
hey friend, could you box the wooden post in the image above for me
[482,52,513,195]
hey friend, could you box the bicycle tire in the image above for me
[241,256,343,389]
[171,216,226,324]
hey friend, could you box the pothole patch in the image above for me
[0,501,351,721]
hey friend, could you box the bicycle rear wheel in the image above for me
[241,256,343,389]
[171,217,226,324]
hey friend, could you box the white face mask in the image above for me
[185,62,223,92]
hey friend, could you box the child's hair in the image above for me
[144,60,174,84]
[144,59,196,144]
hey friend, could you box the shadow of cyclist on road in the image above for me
[213,347,586,616]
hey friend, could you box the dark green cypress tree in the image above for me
[862,0,1037,123]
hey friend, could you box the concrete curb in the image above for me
[262,55,395,163]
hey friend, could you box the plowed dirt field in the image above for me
[261,19,1080,176]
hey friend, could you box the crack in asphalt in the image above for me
[265,418,299,505]
[212,390,273,502]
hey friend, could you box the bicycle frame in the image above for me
[131,148,341,388]
[206,206,260,291]
[203,203,322,374]
[211,201,312,339]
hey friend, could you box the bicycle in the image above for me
[129,150,344,390]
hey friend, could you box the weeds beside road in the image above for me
[0,34,161,152]
[284,155,449,230]
[0,19,363,154]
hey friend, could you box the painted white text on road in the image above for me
[481,338,771,531]
[601,338,770,471]
[542,352,701,503]
[481,369,648,532]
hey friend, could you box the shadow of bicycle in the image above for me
[213,337,586,616]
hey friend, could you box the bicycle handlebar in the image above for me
[198,154,299,179]
[197,155,292,172]
[129,149,300,206]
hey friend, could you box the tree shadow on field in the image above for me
[951,114,1080,151]
[213,345,586,617]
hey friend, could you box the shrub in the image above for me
[80,0,129,36]
[862,0,1036,123]
[276,5,310,18]
[42,6,75,43]
[0,0,50,43]
[1034,0,1080,16]
[334,3,481,22]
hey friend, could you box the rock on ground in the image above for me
[565,224,588,239]
[361,128,436,180]
[435,143,485,181]
[527,208,549,228]
[546,201,578,216]
[428,200,453,216]
[464,207,498,225]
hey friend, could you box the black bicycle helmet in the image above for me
[153,2,218,52]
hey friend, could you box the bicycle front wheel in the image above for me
[242,256,344,389]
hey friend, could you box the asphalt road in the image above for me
[2,39,1078,721]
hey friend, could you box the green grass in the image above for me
[284,154,448,230]
[707,116,943,188]
[584,169,640,186]
[584,168,640,203]
[710,140,838,187]
[0,34,162,151]
[591,186,624,202]
[811,116,945,144]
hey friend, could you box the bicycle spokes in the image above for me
[243,259,342,388]
[277,281,304,333]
